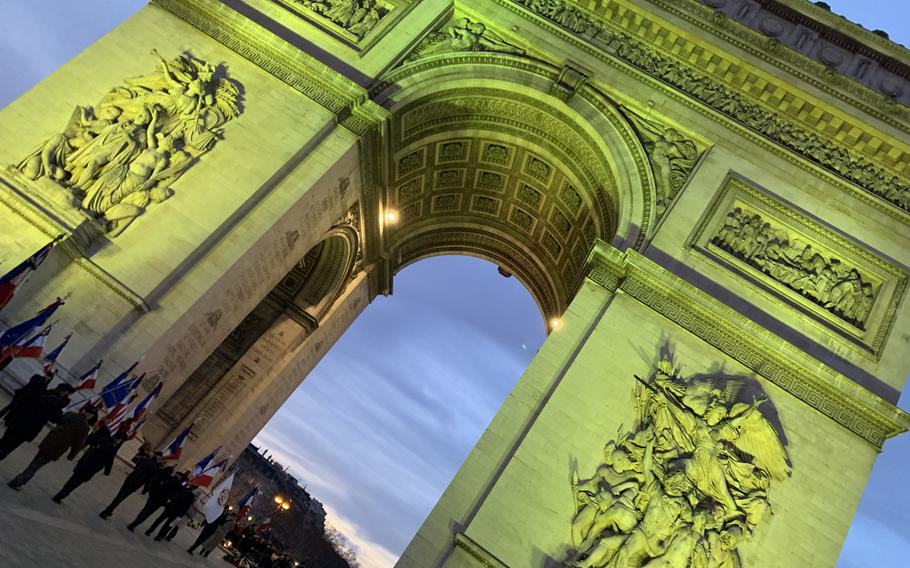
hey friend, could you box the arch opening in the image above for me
[153,232,358,437]
[373,57,657,322]
[253,254,546,564]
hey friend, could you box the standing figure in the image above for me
[52,424,125,503]
[127,468,183,532]
[148,481,197,541]
[198,512,237,557]
[99,451,163,518]
[0,383,73,462]
[8,406,97,489]
[0,374,48,420]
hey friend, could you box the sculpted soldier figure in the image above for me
[710,208,878,327]
[567,357,791,568]
[11,50,240,236]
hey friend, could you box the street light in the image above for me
[273,495,292,513]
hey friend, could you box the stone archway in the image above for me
[147,223,362,460]
[369,53,674,323]
[1,2,908,566]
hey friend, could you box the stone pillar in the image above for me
[0,1,376,426]
[398,244,910,568]
[160,311,310,461]
[213,271,373,466]
[169,272,372,467]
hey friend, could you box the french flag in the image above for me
[128,373,146,392]
[127,418,146,441]
[189,458,227,489]
[0,238,59,311]
[190,447,221,478]
[103,393,137,431]
[1,325,52,361]
[74,361,102,392]
[0,298,64,350]
[127,382,161,423]
[236,486,259,519]
[160,424,193,461]
[42,332,72,374]
[99,362,139,409]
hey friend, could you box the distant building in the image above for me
[234,443,326,529]
[229,444,349,567]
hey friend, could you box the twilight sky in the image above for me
[1,2,908,567]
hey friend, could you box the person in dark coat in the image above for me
[188,507,231,554]
[51,425,125,503]
[0,383,72,462]
[99,451,162,518]
[0,374,48,420]
[8,406,97,489]
[148,480,197,540]
[127,467,183,532]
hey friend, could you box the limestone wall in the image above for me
[0,4,363,419]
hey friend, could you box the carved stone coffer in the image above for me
[688,175,907,357]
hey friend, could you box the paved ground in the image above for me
[0,391,232,568]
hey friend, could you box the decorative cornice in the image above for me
[453,533,510,568]
[650,0,910,120]
[151,0,384,135]
[584,240,910,448]
[500,0,910,224]
[74,258,149,311]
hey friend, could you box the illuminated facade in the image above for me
[1,1,909,566]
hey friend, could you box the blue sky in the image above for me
[1,2,908,567]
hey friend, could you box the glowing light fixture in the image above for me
[550,317,561,330]
[385,209,399,224]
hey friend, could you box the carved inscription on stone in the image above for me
[13,50,241,236]
[567,357,790,568]
[712,207,876,328]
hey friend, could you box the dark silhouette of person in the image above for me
[0,374,48,419]
[147,480,196,540]
[8,406,97,489]
[188,508,230,555]
[127,467,183,532]
[99,451,162,518]
[0,382,73,461]
[52,424,125,503]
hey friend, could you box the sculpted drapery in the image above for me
[16,50,241,236]
[568,357,790,568]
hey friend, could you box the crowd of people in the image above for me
[0,372,236,561]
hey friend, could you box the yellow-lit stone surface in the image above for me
[2,0,909,566]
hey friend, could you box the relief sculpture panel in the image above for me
[9,50,242,236]
[273,0,414,50]
[711,208,875,329]
[567,356,791,568]
[690,175,907,357]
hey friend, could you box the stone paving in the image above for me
[0,392,232,568]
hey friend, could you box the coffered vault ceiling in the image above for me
[385,88,620,323]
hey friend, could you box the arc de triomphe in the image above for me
[1,1,909,566]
